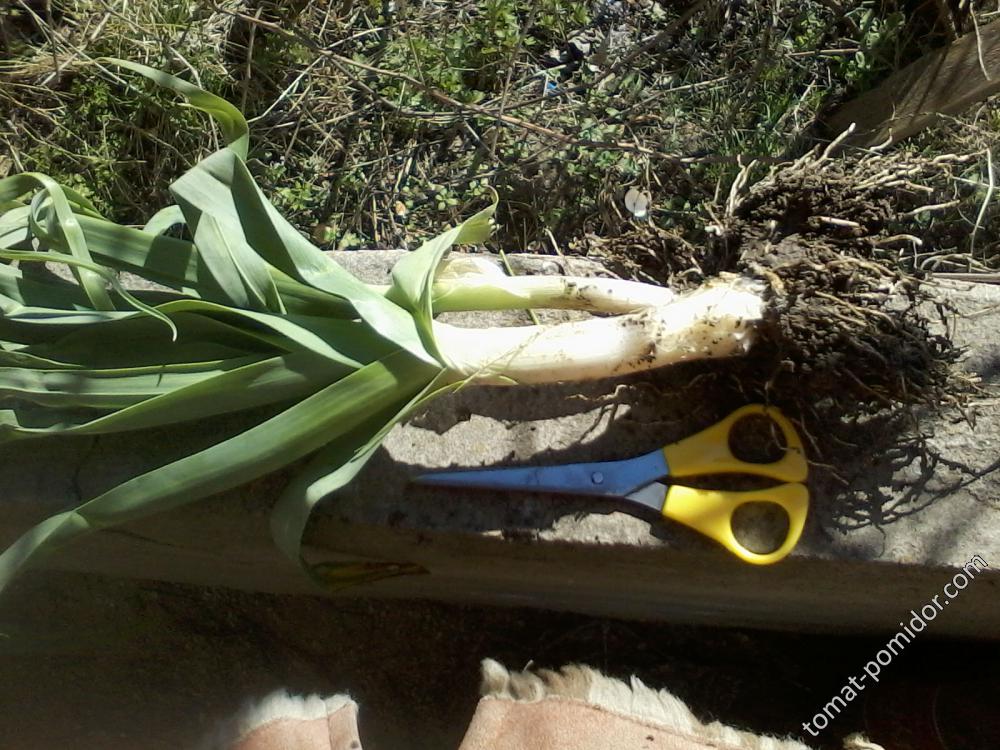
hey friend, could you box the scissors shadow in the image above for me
[337,356,999,559]
[352,366,787,550]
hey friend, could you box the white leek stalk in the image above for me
[426,255,678,313]
[432,274,766,384]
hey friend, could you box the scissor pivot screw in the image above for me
[591,472,604,485]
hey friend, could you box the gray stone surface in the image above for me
[2,252,998,636]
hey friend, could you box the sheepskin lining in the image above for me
[479,659,814,750]
[199,689,355,750]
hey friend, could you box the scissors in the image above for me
[413,404,809,565]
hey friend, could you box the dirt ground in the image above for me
[2,569,998,750]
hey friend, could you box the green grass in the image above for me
[1,0,997,265]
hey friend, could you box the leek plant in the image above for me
[0,61,766,594]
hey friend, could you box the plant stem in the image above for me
[432,275,766,384]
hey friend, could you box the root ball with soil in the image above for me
[712,145,968,417]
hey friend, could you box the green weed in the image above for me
[2,0,996,263]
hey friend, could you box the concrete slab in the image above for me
[2,253,998,636]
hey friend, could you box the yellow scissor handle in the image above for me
[662,483,809,565]
[662,404,807,483]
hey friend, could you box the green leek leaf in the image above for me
[192,212,284,313]
[387,199,496,359]
[0,349,437,594]
[174,149,437,364]
[0,60,503,598]
[0,350,339,439]
[270,366,454,566]
[100,58,250,160]
[143,205,186,237]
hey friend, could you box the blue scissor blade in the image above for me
[413,449,669,498]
